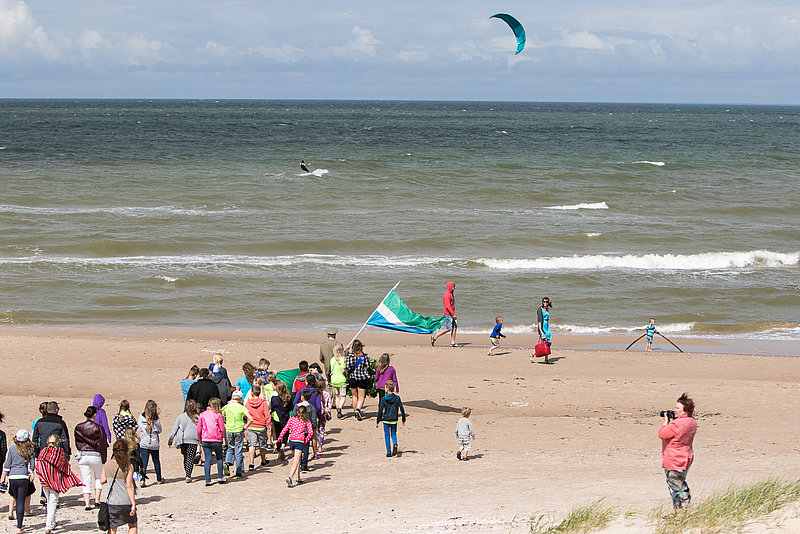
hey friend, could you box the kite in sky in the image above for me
[489,13,526,55]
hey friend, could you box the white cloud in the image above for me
[199,41,234,57]
[78,30,110,58]
[395,50,429,63]
[558,30,615,51]
[250,44,303,63]
[120,33,165,66]
[0,0,59,61]
[347,26,382,56]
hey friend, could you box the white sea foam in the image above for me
[156,275,180,283]
[0,204,245,217]
[3,250,798,272]
[478,250,800,271]
[633,160,665,166]
[298,169,329,177]
[463,322,695,336]
[0,254,449,269]
[558,322,696,334]
[546,202,609,210]
[585,232,602,238]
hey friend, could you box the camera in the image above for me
[660,410,676,421]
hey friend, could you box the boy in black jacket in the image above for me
[375,381,406,457]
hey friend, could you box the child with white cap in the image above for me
[1,429,36,533]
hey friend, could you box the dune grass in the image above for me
[529,500,617,534]
[653,477,800,533]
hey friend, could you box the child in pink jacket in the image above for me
[196,398,227,486]
[277,406,312,488]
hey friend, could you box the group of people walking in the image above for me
[1,322,696,533]
[1,400,138,534]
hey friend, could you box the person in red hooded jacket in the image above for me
[431,281,457,347]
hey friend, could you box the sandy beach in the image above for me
[2,327,800,533]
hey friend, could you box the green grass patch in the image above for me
[530,500,617,534]
[653,477,800,533]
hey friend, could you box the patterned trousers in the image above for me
[665,469,691,508]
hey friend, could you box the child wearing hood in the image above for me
[92,394,112,444]
[375,380,406,457]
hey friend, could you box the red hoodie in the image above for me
[443,281,456,316]
[245,397,270,430]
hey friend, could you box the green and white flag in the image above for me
[366,289,445,335]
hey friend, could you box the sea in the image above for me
[1,99,798,344]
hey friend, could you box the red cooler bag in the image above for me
[533,342,551,357]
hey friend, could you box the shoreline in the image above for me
[2,325,797,357]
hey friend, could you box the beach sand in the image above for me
[2,327,800,532]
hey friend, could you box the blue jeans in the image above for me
[383,422,397,454]
[201,441,224,483]
[225,431,245,475]
[140,447,162,481]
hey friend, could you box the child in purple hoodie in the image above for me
[92,394,112,444]
[374,353,399,405]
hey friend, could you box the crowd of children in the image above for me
[0,337,482,533]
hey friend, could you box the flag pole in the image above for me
[346,281,400,349]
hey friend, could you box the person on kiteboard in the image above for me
[300,160,310,173]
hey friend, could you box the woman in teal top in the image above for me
[236,363,256,398]
[537,297,553,342]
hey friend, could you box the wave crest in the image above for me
[478,250,800,271]
[545,202,609,210]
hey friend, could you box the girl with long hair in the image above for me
[373,353,399,405]
[345,339,371,420]
[236,362,257,398]
[136,400,163,486]
[329,343,348,419]
[112,400,137,441]
[197,397,227,486]
[100,439,138,533]
[1,429,36,533]
[270,382,292,462]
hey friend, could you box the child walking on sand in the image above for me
[487,316,506,356]
[645,318,659,351]
[376,381,406,457]
[277,406,313,488]
[456,407,475,461]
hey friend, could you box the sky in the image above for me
[1,1,799,104]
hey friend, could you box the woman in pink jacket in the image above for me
[196,398,227,486]
[658,392,697,513]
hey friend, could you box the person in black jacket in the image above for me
[187,368,220,411]
[33,401,70,456]
[375,381,406,457]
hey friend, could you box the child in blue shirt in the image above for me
[645,318,659,351]
[487,316,506,356]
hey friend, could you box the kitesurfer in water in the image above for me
[300,160,310,173]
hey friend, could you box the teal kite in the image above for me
[490,13,526,55]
